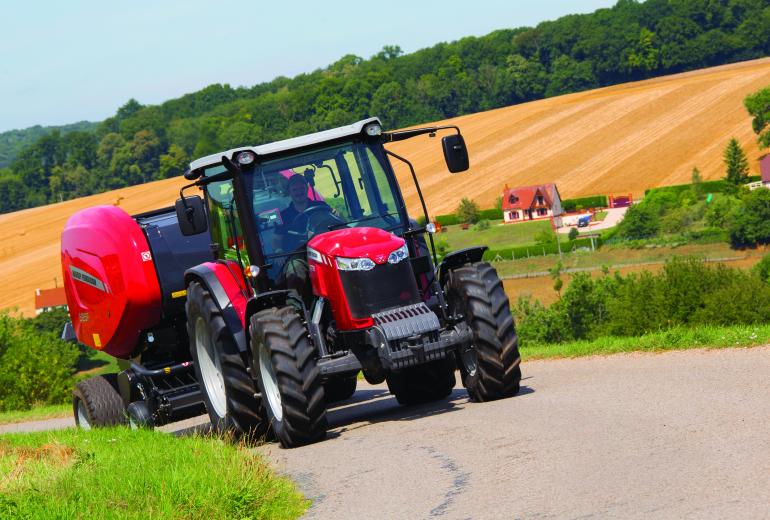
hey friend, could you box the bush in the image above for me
[474,219,490,231]
[568,227,579,241]
[0,313,79,411]
[513,296,571,344]
[514,257,770,345]
[729,189,770,247]
[618,204,659,239]
[752,252,770,283]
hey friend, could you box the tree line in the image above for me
[2,0,770,214]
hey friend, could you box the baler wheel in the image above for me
[385,357,456,405]
[250,306,328,448]
[127,401,154,430]
[187,281,267,439]
[447,262,521,401]
[72,374,127,429]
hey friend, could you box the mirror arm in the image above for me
[385,149,437,267]
[383,125,461,143]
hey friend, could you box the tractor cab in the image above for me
[198,125,409,290]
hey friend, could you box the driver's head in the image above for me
[287,175,309,205]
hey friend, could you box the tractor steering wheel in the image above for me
[286,204,345,240]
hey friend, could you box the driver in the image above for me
[273,174,328,303]
[278,174,327,234]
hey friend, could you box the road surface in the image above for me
[260,347,770,519]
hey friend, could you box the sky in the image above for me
[0,0,617,133]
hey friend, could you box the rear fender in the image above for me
[438,246,488,288]
[184,261,251,353]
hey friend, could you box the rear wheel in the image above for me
[386,357,456,406]
[186,281,266,438]
[447,262,521,401]
[250,306,327,448]
[324,375,357,403]
[72,374,126,429]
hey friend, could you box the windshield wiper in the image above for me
[328,213,398,231]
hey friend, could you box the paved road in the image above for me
[260,347,770,519]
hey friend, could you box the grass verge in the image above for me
[0,405,70,426]
[521,324,770,360]
[0,428,308,519]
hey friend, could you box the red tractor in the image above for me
[62,118,522,447]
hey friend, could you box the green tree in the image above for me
[724,138,749,185]
[745,86,770,149]
[729,188,770,247]
[456,197,480,224]
[568,227,579,241]
[691,166,704,199]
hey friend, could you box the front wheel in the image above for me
[187,281,267,438]
[447,262,521,401]
[250,306,327,448]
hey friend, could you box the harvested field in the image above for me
[387,58,770,215]
[3,59,770,315]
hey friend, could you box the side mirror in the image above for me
[175,195,208,236]
[442,134,469,173]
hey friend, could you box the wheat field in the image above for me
[3,58,770,315]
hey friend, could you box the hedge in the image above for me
[642,178,751,197]
[561,195,608,212]
[481,236,602,261]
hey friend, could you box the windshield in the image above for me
[242,140,405,278]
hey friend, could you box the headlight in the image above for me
[336,256,376,271]
[364,123,382,137]
[387,244,408,264]
[236,150,256,166]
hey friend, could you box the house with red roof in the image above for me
[502,183,563,226]
[761,155,770,185]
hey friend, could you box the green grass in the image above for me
[0,405,70,425]
[494,241,758,277]
[593,211,608,221]
[521,324,770,360]
[0,428,308,519]
[439,219,553,250]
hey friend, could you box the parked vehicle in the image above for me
[61,118,522,447]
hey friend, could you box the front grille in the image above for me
[339,260,420,318]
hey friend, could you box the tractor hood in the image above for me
[308,227,404,263]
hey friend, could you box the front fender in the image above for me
[185,260,251,353]
[438,246,488,287]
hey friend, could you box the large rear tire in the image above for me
[186,281,266,438]
[73,374,126,429]
[386,357,456,406]
[447,262,521,401]
[250,306,327,448]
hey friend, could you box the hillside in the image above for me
[0,121,96,168]
[389,58,770,214]
[2,58,770,315]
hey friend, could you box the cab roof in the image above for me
[189,117,381,172]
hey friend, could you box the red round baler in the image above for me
[61,206,162,359]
